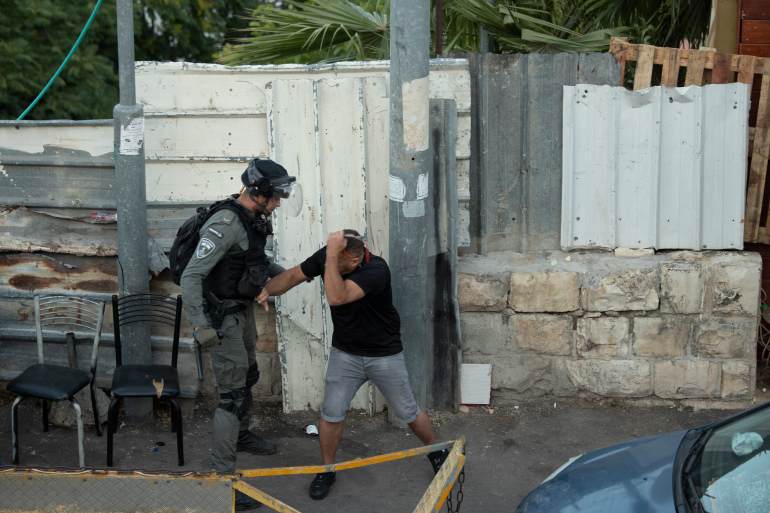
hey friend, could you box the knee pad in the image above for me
[218,386,253,421]
[245,362,260,389]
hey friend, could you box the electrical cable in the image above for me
[17,0,105,120]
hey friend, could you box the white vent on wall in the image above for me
[460,364,492,405]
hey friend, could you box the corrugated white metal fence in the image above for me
[561,83,749,251]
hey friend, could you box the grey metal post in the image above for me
[389,0,431,413]
[114,0,152,421]
[480,0,494,52]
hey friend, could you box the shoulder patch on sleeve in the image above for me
[196,238,217,258]
[208,227,223,238]
[220,211,235,225]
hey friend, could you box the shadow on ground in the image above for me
[2,376,768,512]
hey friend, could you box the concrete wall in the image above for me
[459,250,761,408]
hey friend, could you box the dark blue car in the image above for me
[516,400,770,513]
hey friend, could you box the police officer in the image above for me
[180,158,298,511]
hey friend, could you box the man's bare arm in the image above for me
[256,265,308,310]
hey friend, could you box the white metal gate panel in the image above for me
[561,83,749,251]
[270,78,387,413]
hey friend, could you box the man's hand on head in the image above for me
[326,231,346,257]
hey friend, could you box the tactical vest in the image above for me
[202,199,272,300]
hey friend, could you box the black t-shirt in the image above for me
[300,247,402,357]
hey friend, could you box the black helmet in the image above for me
[241,158,296,199]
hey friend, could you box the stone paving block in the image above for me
[468,354,552,394]
[562,359,651,397]
[708,262,761,316]
[461,312,511,355]
[458,272,510,312]
[584,269,659,312]
[576,317,629,357]
[254,353,278,398]
[721,361,753,400]
[513,314,572,356]
[660,262,702,314]
[255,309,278,353]
[693,318,756,359]
[510,272,580,312]
[633,316,690,357]
[654,360,720,399]
[615,248,655,257]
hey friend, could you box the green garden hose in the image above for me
[17,0,105,120]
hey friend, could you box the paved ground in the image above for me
[4,375,770,513]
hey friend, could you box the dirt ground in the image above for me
[2,370,769,512]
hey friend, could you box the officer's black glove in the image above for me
[194,326,221,348]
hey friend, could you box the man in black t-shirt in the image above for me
[256,229,448,500]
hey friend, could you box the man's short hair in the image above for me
[343,229,365,259]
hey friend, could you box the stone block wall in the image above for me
[459,251,761,407]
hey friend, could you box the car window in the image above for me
[693,406,770,513]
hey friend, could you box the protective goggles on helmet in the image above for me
[343,234,370,263]
[270,176,297,199]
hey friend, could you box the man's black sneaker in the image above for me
[427,449,450,474]
[237,430,277,455]
[234,490,262,510]
[309,471,336,500]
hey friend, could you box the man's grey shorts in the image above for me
[321,347,420,424]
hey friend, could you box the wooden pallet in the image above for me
[609,37,770,244]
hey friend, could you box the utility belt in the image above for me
[204,291,247,330]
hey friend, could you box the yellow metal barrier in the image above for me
[0,438,466,513]
[235,438,466,513]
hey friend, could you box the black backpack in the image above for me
[169,199,246,285]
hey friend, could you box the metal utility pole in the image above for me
[389,0,431,411]
[114,0,152,421]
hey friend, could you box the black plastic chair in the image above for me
[108,294,185,466]
[9,295,106,468]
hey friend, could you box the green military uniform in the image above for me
[180,200,280,474]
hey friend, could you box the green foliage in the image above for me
[0,0,263,120]
[0,0,119,121]
[442,0,627,54]
[220,0,712,65]
[580,0,712,49]
[219,0,390,66]
[0,0,714,119]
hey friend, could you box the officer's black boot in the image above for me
[234,490,262,510]
[237,429,277,455]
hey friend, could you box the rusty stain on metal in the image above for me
[1,254,118,295]
[8,274,62,290]
[70,279,119,293]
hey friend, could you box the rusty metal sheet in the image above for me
[0,253,118,297]
[0,206,118,256]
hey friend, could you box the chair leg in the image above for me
[90,383,103,437]
[107,396,120,467]
[168,398,184,466]
[11,396,23,465]
[42,398,49,432]
[70,396,85,468]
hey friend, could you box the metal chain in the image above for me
[445,460,465,513]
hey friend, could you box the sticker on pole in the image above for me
[119,118,144,156]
